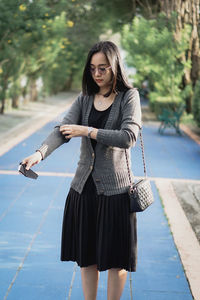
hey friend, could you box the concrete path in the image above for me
[0,98,200,299]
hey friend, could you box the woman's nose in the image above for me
[94,68,101,76]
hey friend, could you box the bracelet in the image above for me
[87,127,94,138]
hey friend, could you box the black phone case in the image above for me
[19,163,38,179]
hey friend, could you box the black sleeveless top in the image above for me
[88,102,112,148]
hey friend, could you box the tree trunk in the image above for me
[30,79,38,102]
[22,86,29,105]
[158,0,200,113]
[0,78,8,114]
[12,96,20,108]
[0,97,5,114]
[63,72,74,91]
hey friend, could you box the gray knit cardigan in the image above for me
[38,88,142,196]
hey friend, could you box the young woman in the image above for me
[22,41,142,300]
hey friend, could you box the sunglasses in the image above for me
[90,66,111,75]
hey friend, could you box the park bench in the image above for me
[158,103,185,135]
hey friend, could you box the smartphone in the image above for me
[18,163,38,180]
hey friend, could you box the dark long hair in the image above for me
[82,41,132,97]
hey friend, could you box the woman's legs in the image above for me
[81,264,99,300]
[107,268,127,300]
[81,265,127,300]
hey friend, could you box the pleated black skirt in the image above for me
[61,174,137,272]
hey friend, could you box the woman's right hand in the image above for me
[21,151,42,170]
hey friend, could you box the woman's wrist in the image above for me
[90,128,98,140]
[36,150,43,160]
[84,126,98,139]
[87,127,94,138]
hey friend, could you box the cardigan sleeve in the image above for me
[96,89,142,148]
[37,93,83,159]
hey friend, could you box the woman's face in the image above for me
[90,52,112,90]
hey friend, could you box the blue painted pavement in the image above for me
[0,110,199,299]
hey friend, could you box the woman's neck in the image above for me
[98,86,112,96]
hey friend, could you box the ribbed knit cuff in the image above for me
[96,128,110,144]
[131,124,140,141]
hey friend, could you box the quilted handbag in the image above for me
[125,129,154,213]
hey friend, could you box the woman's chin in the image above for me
[95,81,104,86]
[96,82,111,90]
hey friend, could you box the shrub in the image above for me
[121,13,191,113]
[149,92,182,116]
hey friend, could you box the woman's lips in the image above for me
[96,79,103,83]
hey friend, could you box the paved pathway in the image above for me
[0,107,200,299]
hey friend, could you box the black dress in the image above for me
[61,102,137,272]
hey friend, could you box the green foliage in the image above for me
[192,80,200,127]
[0,0,53,110]
[94,0,134,31]
[40,1,109,94]
[121,14,191,111]
[0,0,109,112]
[149,93,182,116]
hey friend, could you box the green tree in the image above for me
[41,1,110,94]
[122,14,191,111]
[97,0,200,113]
[0,0,109,113]
[0,0,50,112]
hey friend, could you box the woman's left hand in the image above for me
[60,124,88,139]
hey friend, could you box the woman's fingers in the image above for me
[60,125,86,138]
[60,126,74,138]
[60,126,72,135]
[26,160,34,170]
[21,158,29,167]
[60,125,69,131]
[65,135,72,139]
[62,130,71,135]
[23,157,35,170]
[59,126,71,138]
[21,152,42,170]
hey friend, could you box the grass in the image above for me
[181,113,200,136]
